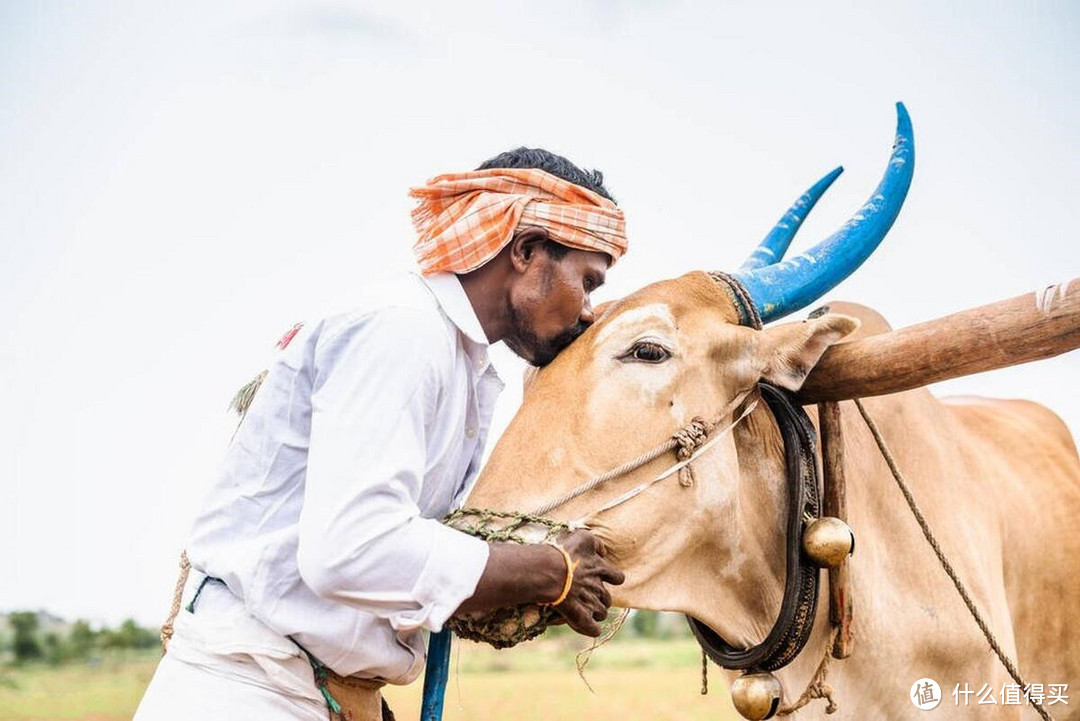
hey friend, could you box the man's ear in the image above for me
[509,227,550,273]
[760,314,860,391]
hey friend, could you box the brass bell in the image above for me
[802,516,855,568]
[730,672,783,720]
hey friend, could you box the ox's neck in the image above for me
[685,403,790,648]
[602,401,792,649]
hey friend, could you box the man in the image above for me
[134,148,628,721]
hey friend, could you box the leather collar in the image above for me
[686,382,821,672]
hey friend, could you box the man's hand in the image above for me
[549,529,625,636]
[455,529,624,636]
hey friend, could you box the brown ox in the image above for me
[467,276,1080,719]
[461,108,1080,719]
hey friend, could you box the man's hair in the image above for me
[476,147,615,203]
[476,147,616,261]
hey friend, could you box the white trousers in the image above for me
[134,580,328,721]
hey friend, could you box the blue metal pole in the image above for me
[420,630,452,721]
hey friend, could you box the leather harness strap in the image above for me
[686,382,822,673]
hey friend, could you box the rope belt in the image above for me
[160,551,191,651]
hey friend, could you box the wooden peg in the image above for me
[819,400,854,659]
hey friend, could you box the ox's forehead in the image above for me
[592,302,677,347]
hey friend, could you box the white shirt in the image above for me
[186,272,503,684]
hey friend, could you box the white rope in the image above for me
[523,388,758,521]
[569,399,758,527]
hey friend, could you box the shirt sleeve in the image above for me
[296,306,490,633]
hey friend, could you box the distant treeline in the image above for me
[0,608,688,666]
[0,611,159,666]
[628,609,690,639]
[542,609,692,641]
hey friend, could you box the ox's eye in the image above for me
[623,341,671,364]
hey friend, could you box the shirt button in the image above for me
[465,426,477,439]
[475,358,486,370]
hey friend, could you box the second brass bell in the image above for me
[730,671,783,720]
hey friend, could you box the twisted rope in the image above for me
[673,417,715,487]
[777,627,841,716]
[529,435,686,516]
[708,271,763,330]
[854,399,1054,721]
[444,508,568,544]
[229,370,268,417]
[530,394,754,518]
[160,551,191,651]
[575,607,632,691]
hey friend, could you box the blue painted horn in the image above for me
[733,102,914,323]
[738,165,844,272]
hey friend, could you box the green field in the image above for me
[0,639,740,720]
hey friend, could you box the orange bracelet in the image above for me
[540,541,579,607]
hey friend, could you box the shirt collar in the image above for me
[418,272,491,350]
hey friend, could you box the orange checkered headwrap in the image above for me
[409,168,627,275]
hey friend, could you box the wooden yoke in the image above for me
[798,278,1080,404]
[818,401,853,659]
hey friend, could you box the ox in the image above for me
[459,105,1080,719]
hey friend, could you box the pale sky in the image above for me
[2,1,1077,627]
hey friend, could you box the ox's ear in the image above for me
[759,314,860,391]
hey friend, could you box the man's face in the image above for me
[504,246,609,367]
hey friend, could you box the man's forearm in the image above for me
[455,542,566,614]
[452,529,625,638]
